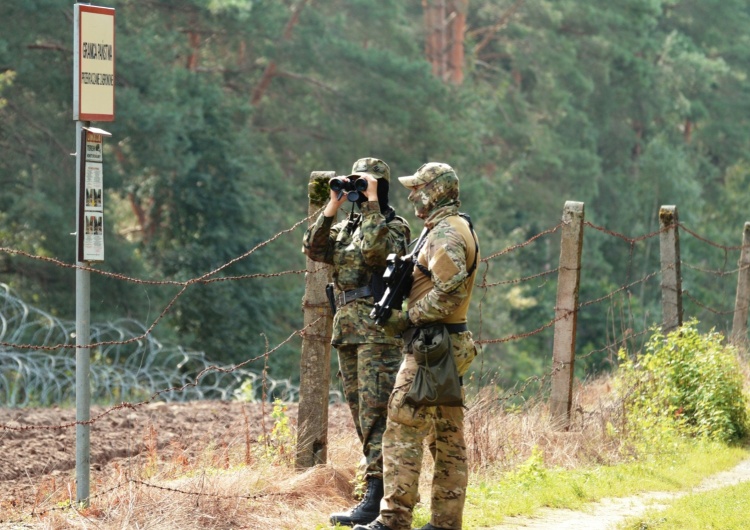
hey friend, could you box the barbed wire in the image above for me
[583,221,665,244]
[478,267,558,288]
[677,222,749,252]
[0,210,747,430]
[0,210,321,288]
[480,223,563,262]
[681,262,746,277]
[0,315,330,432]
[578,267,664,309]
[682,290,736,316]
[2,209,750,526]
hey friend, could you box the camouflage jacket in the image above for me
[406,204,480,326]
[303,201,411,345]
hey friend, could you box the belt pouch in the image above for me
[404,323,463,407]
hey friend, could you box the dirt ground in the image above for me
[2,401,750,529]
[0,400,354,519]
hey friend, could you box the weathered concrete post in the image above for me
[550,201,584,429]
[659,206,683,333]
[296,171,335,469]
[731,222,750,347]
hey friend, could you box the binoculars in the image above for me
[330,176,368,202]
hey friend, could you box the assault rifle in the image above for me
[370,227,430,325]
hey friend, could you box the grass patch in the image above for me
[462,441,749,528]
[618,480,750,530]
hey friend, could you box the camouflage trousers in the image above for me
[378,330,478,530]
[336,342,402,479]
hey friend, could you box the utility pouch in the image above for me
[404,323,463,407]
[325,283,337,315]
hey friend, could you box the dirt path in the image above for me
[483,457,750,529]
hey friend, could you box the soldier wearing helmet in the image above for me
[302,157,411,527]
[355,162,480,530]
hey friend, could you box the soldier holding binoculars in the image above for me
[302,157,411,527]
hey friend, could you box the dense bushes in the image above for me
[616,320,749,444]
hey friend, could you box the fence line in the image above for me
[0,203,748,432]
[2,199,750,524]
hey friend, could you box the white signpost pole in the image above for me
[73,1,114,505]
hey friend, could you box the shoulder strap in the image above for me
[458,212,479,275]
[411,227,432,279]
[345,209,361,234]
[383,206,396,223]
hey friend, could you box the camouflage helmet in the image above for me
[398,162,457,189]
[348,157,390,182]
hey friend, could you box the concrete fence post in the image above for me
[296,171,335,469]
[659,206,683,333]
[550,201,584,429]
[731,222,750,347]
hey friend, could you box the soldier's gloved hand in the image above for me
[382,309,411,336]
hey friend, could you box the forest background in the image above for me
[2,0,750,396]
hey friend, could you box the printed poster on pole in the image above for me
[78,128,110,261]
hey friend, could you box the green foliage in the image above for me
[615,320,750,444]
[233,378,254,403]
[257,399,295,464]
[3,0,750,389]
[506,446,549,487]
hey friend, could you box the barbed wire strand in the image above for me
[2,212,749,524]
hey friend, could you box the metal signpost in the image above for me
[73,1,114,505]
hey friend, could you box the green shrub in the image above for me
[616,320,749,444]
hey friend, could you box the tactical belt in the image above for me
[335,285,372,308]
[445,322,468,333]
[403,322,468,343]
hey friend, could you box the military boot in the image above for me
[330,477,384,527]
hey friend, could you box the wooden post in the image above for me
[550,201,584,429]
[659,205,683,333]
[731,222,750,347]
[296,171,335,469]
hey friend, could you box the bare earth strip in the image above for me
[484,458,750,530]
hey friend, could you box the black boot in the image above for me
[330,477,384,527]
[413,524,449,530]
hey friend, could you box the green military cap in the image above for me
[348,157,390,182]
[398,162,457,189]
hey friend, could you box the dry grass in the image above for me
[31,431,362,530]
[4,368,739,529]
[465,375,624,476]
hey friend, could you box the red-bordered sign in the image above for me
[74,4,115,121]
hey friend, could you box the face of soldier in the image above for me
[408,183,432,219]
[407,171,459,218]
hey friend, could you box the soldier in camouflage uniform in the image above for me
[354,162,480,530]
[302,158,411,527]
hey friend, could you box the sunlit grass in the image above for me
[618,481,750,530]
[462,441,749,528]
